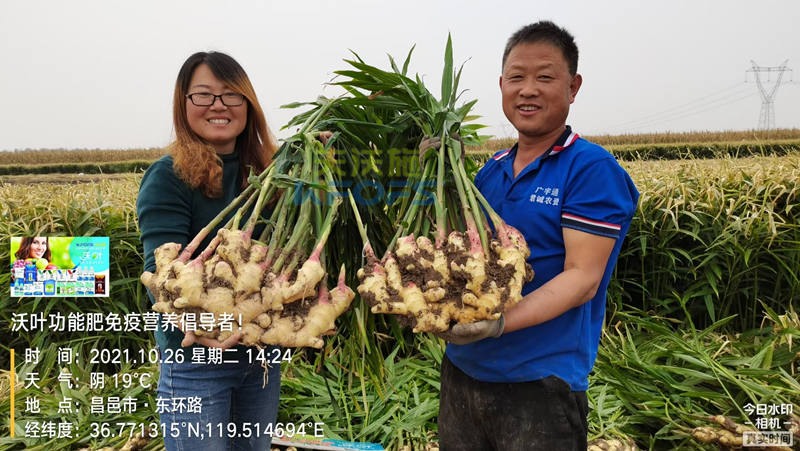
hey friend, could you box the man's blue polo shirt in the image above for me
[446,126,639,391]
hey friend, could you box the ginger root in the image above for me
[142,227,353,348]
[358,224,533,333]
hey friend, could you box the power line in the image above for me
[617,90,760,133]
[586,82,749,134]
[590,84,755,135]
[603,85,754,132]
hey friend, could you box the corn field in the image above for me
[0,149,165,166]
[2,127,799,167]
[475,128,800,153]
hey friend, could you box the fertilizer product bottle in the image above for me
[87,267,95,284]
[76,280,85,296]
[23,282,33,296]
[95,275,106,295]
[14,278,23,296]
[86,281,95,296]
[25,264,37,283]
[33,281,44,296]
[44,280,56,296]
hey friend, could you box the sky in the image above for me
[1,0,799,151]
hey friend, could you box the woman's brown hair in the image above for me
[15,237,51,262]
[171,52,277,198]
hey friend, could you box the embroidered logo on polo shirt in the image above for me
[529,187,560,205]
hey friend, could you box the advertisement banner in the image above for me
[10,237,110,297]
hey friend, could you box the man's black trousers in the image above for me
[439,355,588,451]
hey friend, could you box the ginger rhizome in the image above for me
[352,146,534,333]
[587,438,639,451]
[691,414,799,450]
[141,113,355,348]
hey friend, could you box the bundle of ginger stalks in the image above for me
[286,35,534,333]
[141,101,355,348]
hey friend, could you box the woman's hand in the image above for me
[319,131,333,146]
[166,315,242,349]
[181,329,242,349]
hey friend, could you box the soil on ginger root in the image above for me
[281,295,316,319]
[359,255,381,279]
[496,289,510,313]
[482,253,516,294]
[444,238,469,268]
[239,245,251,264]
[397,263,425,291]
[395,310,417,329]
[400,264,442,289]
[384,293,403,313]
[357,256,384,308]
[159,286,179,305]
[360,290,378,308]
[442,277,469,306]
[287,252,306,284]
[419,248,434,261]
[218,256,239,278]
[205,273,233,291]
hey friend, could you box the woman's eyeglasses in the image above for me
[186,92,245,106]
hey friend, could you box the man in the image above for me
[430,21,640,450]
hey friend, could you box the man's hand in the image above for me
[419,133,465,164]
[419,136,441,162]
[434,315,505,345]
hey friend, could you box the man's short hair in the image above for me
[502,21,579,76]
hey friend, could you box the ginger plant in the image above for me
[141,102,355,348]
[351,134,533,333]
[294,36,534,333]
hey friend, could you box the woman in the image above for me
[14,237,51,262]
[137,51,279,451]
[12,237,52,284]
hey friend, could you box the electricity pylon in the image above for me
[746,60,793,130]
